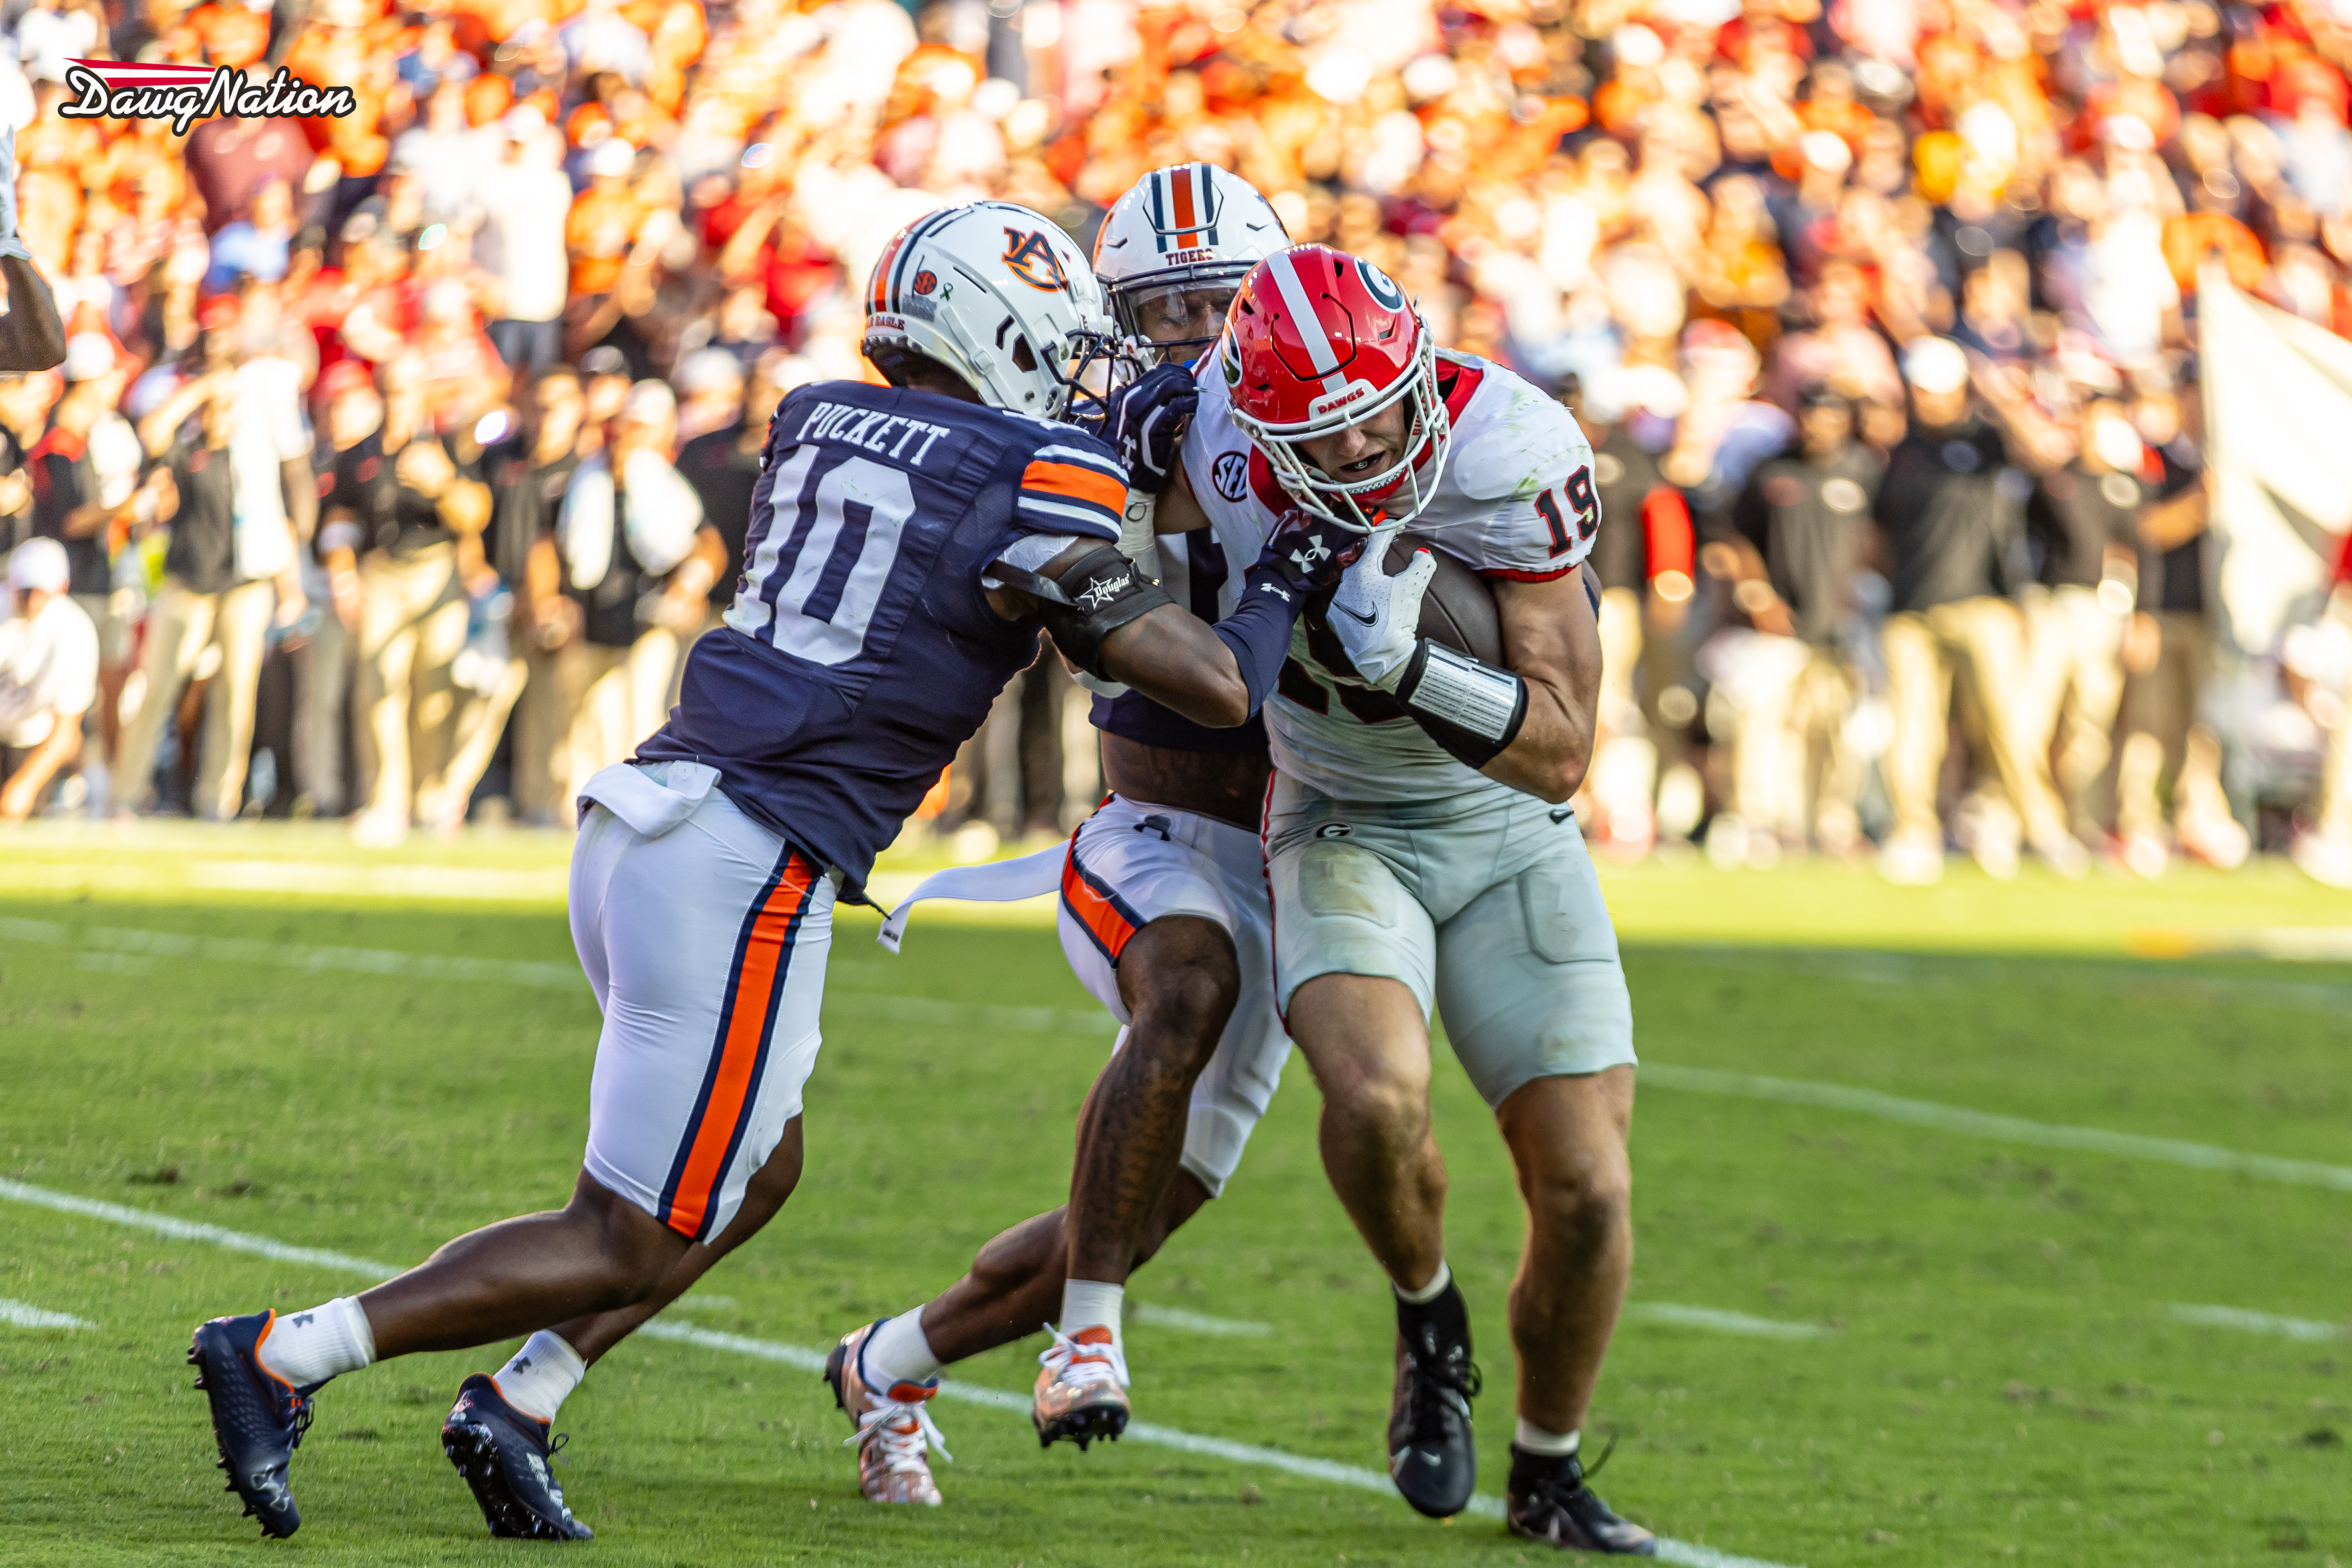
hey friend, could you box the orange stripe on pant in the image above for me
[1021,459,1128,515]
[660,853,818,1240]
[1061,842,1142,965]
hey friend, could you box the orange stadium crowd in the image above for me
[0,0,2350,885]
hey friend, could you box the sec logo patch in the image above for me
[1213,451,1249,502]
[912,269,938,295]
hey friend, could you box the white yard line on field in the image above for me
[1131,1303,1273,1337]
[1627,1303,1833,1340]
[2168,1303,2344,1341]
[0,1296,95,1328]
[4,919,2346,1194]
[0,1176,1804,1568]
[1638,1063,2352,1195]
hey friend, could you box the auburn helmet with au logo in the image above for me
[863,201,1113,419]
[1220,244,1452,532]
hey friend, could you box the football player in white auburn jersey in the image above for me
[829,163,1300,1502]
[1152,244,1658,1553]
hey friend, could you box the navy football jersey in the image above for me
[638,381,1126,891]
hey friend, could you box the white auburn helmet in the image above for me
[864,201,1113,419]
[1093,163,1290,362]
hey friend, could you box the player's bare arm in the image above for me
[985,538,1255,728]
[1482,564,1604,803]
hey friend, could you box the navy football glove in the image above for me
[1107,362,1198,495]
[1256,509,1366,594]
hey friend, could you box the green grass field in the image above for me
[1,823,2348,1567]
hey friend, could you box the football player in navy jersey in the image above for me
[825,164,1301,1504]
[184,201,1359,1543]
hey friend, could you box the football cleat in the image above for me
[188,1310,315,1539]
[824,1321,951,1505]
[442,1374,595,1540]
[1387,1282,1480,1519]
[1031,1324,1130,1450]
[1506,1445,1657,1554]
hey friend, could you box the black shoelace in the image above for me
[1399,1340,1482,1446]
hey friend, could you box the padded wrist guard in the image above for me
[1030,544,1175,678]
[1392,639,1528,769]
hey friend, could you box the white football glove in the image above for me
[1326,526,1433,691]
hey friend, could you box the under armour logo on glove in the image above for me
[1257,509,1365,594]
[1107,362,1199,495]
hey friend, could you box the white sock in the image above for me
[492,1331,585,1424]
[256,1298,376,1387]
[1393,1260,1453,1305]
[1515,1419,1580,1457]
[860,1309,943,1390]
[1060,1279,1124,1345]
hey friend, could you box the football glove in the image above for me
[1106,362,1197,495]
[1326,526,1434,690]
[1256,508,1365,594]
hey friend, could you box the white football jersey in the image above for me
[1182,349,1600,802]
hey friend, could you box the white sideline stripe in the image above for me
[8,920,2345,1189]
[1639,1064,2352,1195]
[0,1177,1801,1568]
[633,1321,1796,1568]
[2169,1303,2343,1341]
[0,1177,402,1279]
[0,1297,94,1329]
[1627,1303,1832,1341]
[1132,1303,1272,1337]
[9,917,2349,1192]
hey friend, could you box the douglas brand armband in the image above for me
[1020,544,1175,678]
[1392,640,1528,769]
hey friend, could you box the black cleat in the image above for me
[1386,1279,1480,1519]
[442,1374,594,1540]
[188,1310,315,1538]
[1506,1444,1657,1554]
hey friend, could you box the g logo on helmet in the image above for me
[1356,258,1406,314]
[1001,229,1070,291]
[912,269,938,295]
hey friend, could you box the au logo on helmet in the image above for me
[1001,229,1070,291]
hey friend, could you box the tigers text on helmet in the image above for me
[1093,164,1290,364]
[1219,245,1451,533]
[864,202,1113,420]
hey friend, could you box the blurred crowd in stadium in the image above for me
[0,0,2350,886]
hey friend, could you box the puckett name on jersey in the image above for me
[791,399,958,467]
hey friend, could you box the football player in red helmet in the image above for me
[1157,245,1657,1553]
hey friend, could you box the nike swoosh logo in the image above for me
[1333,603,1376,626]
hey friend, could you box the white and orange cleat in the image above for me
[824,1322,950,1505]
[1032,1325,1130,1450]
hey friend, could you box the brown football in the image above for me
[1384,533,1503,667]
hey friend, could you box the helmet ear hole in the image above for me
[1011,337,1038,374]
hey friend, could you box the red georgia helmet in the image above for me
[1219,244,1451,531]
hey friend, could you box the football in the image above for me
[1384,532,1503,667]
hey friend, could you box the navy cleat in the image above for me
[188,1310,315,1538]
[442,1374,594,1540]
[1506,1443,1657,1554]
[1386,1279,1481,1519]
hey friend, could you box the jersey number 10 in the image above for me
[1532,468,1600,557]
